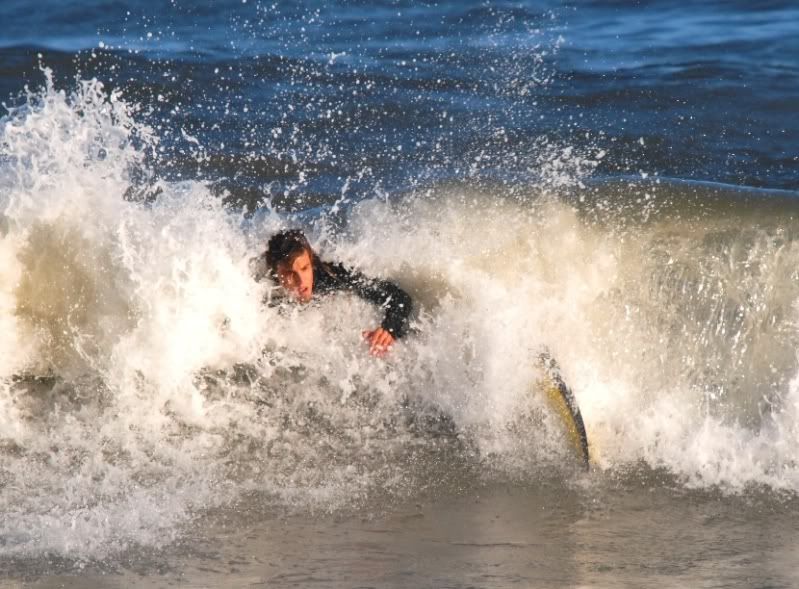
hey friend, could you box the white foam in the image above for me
[3,73,799,560]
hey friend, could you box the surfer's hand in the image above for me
[362,328,395,357]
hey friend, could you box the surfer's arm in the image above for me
[350,273,413,339]
[322,263,413,339]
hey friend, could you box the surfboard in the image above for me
[538,352,590,470]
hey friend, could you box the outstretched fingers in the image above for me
[362,328,395,357]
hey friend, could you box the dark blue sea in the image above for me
[2,0,797,198]
[1,1,799,587]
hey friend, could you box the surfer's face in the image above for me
[277,249,314,303]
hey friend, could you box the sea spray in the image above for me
[0,73,266,557]
[3,73,799,561]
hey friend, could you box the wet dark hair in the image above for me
[264,230,314,276]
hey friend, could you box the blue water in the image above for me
[1,0,797,199]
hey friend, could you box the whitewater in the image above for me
[2,71,799,570]
[1,1,799,584]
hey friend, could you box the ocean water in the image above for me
[1,1,798,587]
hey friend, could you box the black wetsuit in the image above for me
[312,258,413,338]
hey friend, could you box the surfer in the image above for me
[263,229,413,357]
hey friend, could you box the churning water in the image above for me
[1,1,798,586]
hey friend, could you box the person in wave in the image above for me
[264,229,412,357]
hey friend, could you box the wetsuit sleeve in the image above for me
[320,263,413,338]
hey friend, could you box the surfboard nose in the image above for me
[538,352,591,470]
